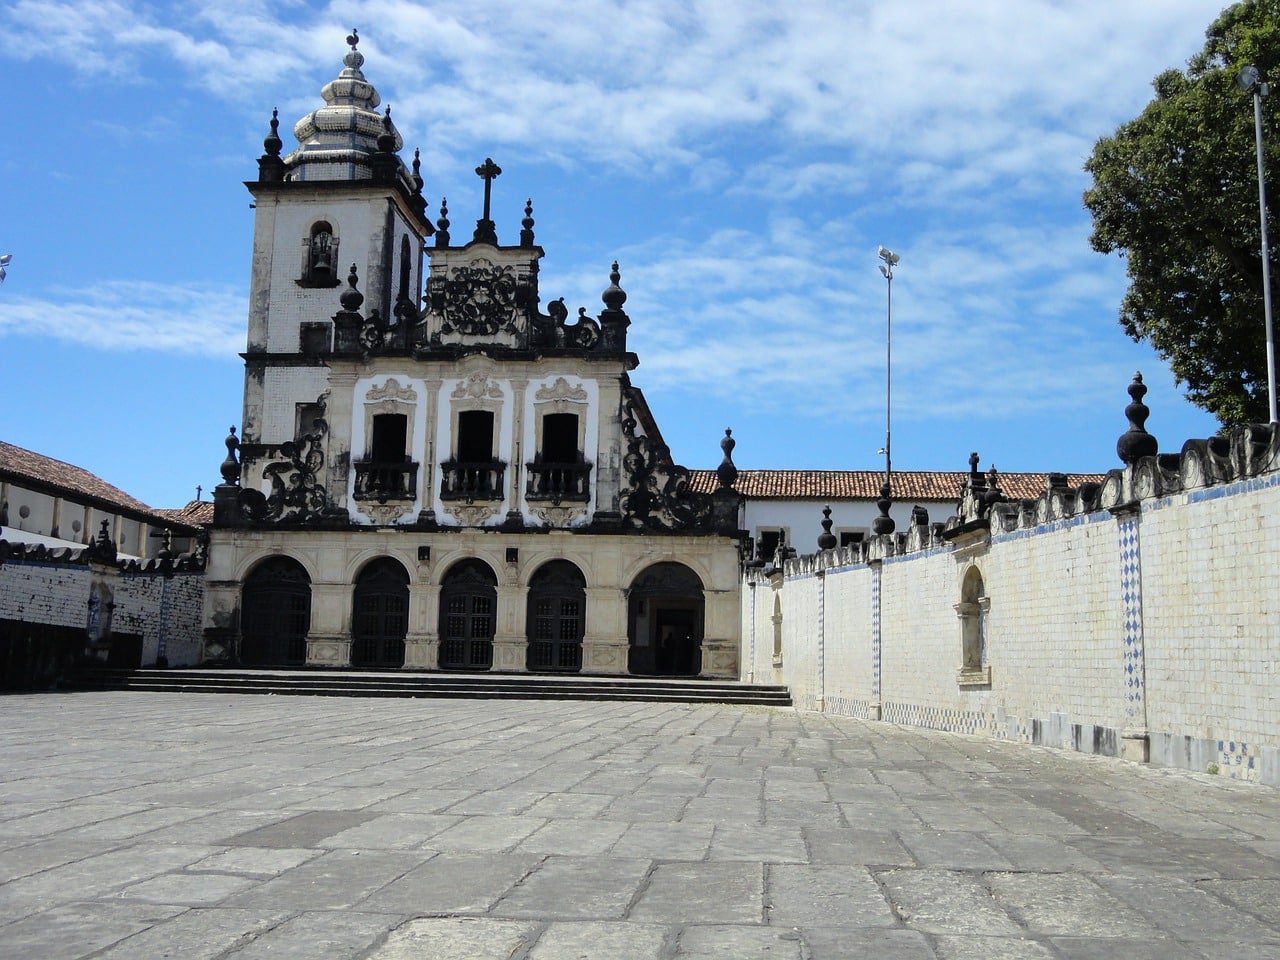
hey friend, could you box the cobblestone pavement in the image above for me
[2,692,1279,958]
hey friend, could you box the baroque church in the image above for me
[203,33,745,678]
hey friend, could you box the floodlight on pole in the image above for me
[877,246,899,488]
[872,245,899,537]
[1237,64,1278,423]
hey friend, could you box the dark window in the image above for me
[398,235,412,302]
[757,529,782,563]
[370,413,408,462]
[457,410,495,462]
[541,413,578,462]
[840,530,865,548]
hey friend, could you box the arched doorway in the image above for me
[526,560,585,673]
[439,559,497,670]
[351,557,410,668]
[241,556,311,666]
[627,562,704,677]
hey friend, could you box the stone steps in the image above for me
[68,668,793,706]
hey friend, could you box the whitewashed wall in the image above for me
[744,429,1280,785]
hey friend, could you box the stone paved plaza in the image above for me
[2,692,1279,958]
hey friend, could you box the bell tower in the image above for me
[240,30,433,450]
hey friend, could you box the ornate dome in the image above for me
[283,30,407,182]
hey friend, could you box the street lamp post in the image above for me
[1238,64,1278,424]
[874,246,899,536]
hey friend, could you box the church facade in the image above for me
[202,35,744,677]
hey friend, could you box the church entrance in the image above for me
[526,560,585,673]
[240,557,310,666]
[351,558,409,668]
[627,562,704,677]
[439,559,497,670]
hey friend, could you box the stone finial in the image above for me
[1117,371,1158,465]
[411,148,424,192]
[520,198,535,248]
[602,261,627,311]
[968,450,981,477]
[256,107,286,181]
[818,505,837,550]
[436,197,451,247]
[340,263,364,312]
[872,481,896,535]
[263,108,282,157]
[220,426,241,486]
[377,106,396,153]
[716,428,738,489]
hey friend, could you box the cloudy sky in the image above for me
[3,0,1231,508]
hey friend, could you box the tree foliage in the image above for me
[1084,0,1280,425]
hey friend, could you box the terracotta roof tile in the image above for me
[154,500,215,527]
[687,469,1106,502]
[0,440,202,530]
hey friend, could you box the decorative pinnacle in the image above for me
[412,148,423,191]
[263,107,282,157]
[716,427,738,489]
[377,106,396,152]
[818,505,838,551]
[602,261,627,310]
[340,263,364,312]
[436,197,451,247]
[1116,370,1158,465]
[520,198,535,247]
[872,481,895,535]
[342,28,364,71]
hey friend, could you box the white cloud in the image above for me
[0,282,246,357]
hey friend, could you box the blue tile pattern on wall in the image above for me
[1117,513,1147,721]
[871,564,882,705]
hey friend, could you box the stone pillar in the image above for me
[581,585,628,674]
[491,582,529,672]
[306,582,352,667]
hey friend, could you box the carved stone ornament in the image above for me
[534,377,588,402]
[435,259,519,336]
[530,503,588,528]
[619,392,713,532]
[442,501,503,527]
[357,501,414,526]
[544,299,601,350]
[366,377,418,403]
[239,408,332,523]
[451,373,505,400]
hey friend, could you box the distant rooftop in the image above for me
[687,469,1106,502]
[0,440,204,530]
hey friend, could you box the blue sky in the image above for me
[2,0,1230,509]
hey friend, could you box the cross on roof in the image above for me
[475,158,502,222]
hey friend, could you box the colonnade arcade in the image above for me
[236,552,709,677]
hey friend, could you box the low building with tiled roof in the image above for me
[1,440,204,559]
[687,467,1106,560]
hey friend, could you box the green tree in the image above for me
[1084,0,1280,425]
